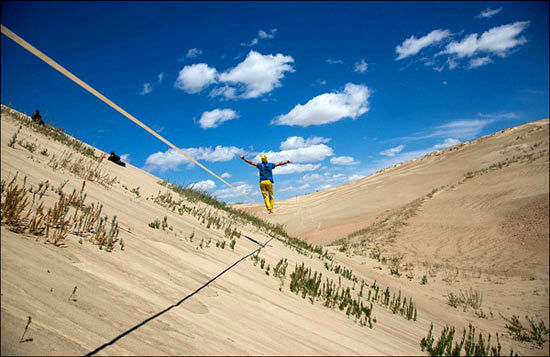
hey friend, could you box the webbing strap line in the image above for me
[1,24,254,203]
[84,236,273,356]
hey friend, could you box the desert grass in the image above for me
[48,150,117,187]
[445,287,483,312]
[500,314,549,348]
[420,322,517,356]
[1,173,122,251]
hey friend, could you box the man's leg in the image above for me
[266,181,274,211]
[260,180,271,211]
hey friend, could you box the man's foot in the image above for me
[268,209,273,214]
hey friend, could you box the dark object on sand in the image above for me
[31,109,44,125]
[108,152,126,167]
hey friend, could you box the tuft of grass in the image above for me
[420,322,516,356]
[421,275,428,285]
[149,218,161,229]
[7,125,22,148]
[500,314,549,348]
[445,288,482,311]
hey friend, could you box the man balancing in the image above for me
[240,154,291,214]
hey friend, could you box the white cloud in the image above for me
[272,83,370,127]
[395,29,451,60]
[433,138,461,149]
[186,48,203,58]
[326,58,344,64]
[221,172,232,179]
[138,83,152,95]
[144,146,245,172]
[317,184,333,190]
[174,63,218,94]
[442,81,448,85]
[468,56,493,68]
[158,72,165,84]
[477,112,518,119]
[316,79,327,85]
[330,156,359,165]
[279,183,311,193]
[443,21,529,58]
[256,144,334,163]
[199,108,239,129]
[347,174,365,182]
[430,119,494,140]
[476,7,502,19]
[280,136,331,150]
[273,163,321,175]
[120,154,130,163]
[258,28,277,39]
[303,172,346,184]
[214,183,255,199]
[380,144,405,157]
[241,38,259,47]
[188,179,216,191]
[354,59,368,73]
[216,51,295,99]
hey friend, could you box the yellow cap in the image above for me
[260,155,268,163]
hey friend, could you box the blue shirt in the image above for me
[257,162,276,182]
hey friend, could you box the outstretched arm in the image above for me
[239,155,258,167]
[275,160,292,167]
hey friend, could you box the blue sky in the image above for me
[1,1,548,203]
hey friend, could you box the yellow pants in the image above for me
[260,180,274,210]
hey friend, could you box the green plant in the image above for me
[445,288,482,311]
[421,275,428,285]
[230,239,236,251]
[420,322,516,356]
[149,218,160,229]
[131,186,140,197]
[7,125,22,148]
[501,314,549,348]
[161,216,168,230]
[40,148,48,156]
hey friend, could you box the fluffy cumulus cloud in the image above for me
[221,172,232,178]
[380,144,405,157]
[273,163,321,175]
[280,136,331,150]
[433,138,461,149]
[395,29,451,60]
[144,146,245,172]
[443,21,529,58]
[213,183,256,199]
[186,48,203,58]
[354,59,368,73]
[476,7,502,19]
[188,179,216,191]
[217,51,295,99]
[199,108,239,129]
[256,144,334,163]
[138,83,152,95]
[330,156,359,165]
[468,56,493,69]
[303,173,347,186]
[174,63,217,94]
[272,83,370,127]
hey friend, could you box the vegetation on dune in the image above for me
[500,314,549,348]
[1,174,122,251]
[420,322,518,357]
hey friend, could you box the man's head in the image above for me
[260,155,268,163]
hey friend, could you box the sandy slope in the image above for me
[242,119,549,278]
[1,109,549,356]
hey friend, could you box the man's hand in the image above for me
[240,155,244,159]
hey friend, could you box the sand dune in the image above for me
[1,107,548,356]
